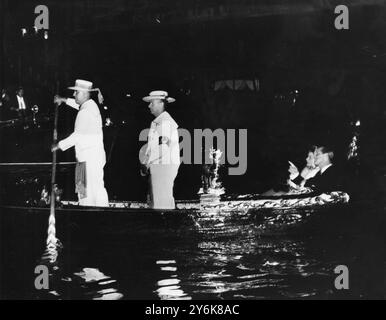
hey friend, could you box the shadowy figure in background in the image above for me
[9,86,29,120]
[0,89,10,120]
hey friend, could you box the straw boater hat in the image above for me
[68,79,97,91]
[142,90,176,103]
[68,79,104,103]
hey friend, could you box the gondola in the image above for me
[0,152,351,238]
[0,190,350,239]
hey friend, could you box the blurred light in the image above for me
[355,120,361,127]
[126,94,131,97]
[31,105,39,114]
[33,26,38,34]
[156,260,176,264]
[105,118,113,127]
[21,28,27,36]
[347,134,359,160]
[44,31,48,39]
[103,106,108,110]
[156,18,161,23]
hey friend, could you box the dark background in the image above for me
[0,0,385,202]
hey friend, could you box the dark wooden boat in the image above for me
[0,119,351,237]
[0,191,350,241]
[0,160,351,238]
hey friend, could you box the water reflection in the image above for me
[10,204,380,299]
[39,266,124,300]
[30,232,359,299]
[159,236,338,299]
[155,260,192,300]
[72,267,122,300]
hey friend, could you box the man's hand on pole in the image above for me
[54,95,66,106]
[51,143,60,152]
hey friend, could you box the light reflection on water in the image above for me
[30,214,385,299]
[73,267,124,300]
[155,260,192,300]
[1,204,385,299]
[42,267,125,300]
[166,237,329,299]
[32,233,342,300]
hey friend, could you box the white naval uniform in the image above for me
[144,111,180,209]
[58,98,109,207]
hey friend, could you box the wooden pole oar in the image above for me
[46,103,59,249]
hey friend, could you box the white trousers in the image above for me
[79,160,109,207]
[149,164,179,209]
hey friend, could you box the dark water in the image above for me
[1,202,385,300]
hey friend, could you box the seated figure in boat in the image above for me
[140,90,180,209]
[288,145,320,190]
[262,146,319,196]
[303,145,342,193]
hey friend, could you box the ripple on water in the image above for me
[52,267,125,300]
[154,260,192,300]
[21,201,380,300]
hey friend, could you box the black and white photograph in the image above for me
[0,0,385,303]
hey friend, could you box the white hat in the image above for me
[68,79,104,104]
[68,79,97,91]
[143,90,176,103]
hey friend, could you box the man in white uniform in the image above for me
[141,90,180,209]
[52,79,109,207]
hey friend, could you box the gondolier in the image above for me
[52,79,109,207]
[140,90,180,209]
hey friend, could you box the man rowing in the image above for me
[52,79,109,207]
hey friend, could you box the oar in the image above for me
[46,102,59,251]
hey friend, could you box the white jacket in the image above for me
[58,98,106,164]
[145,111,180,166]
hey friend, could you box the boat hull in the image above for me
[1,191,351,242]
